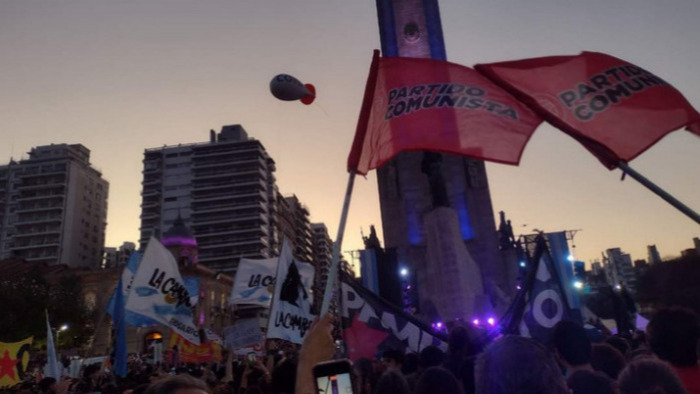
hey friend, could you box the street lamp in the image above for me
[55,324,68,346]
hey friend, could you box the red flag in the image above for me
[347,51,543,175]
[475,52,700,169]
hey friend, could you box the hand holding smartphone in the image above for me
[246,352,257,366]
[313,359,355,394]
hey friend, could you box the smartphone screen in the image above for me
[313,360,354,394]
[247,352,256,365]
[316,373,352,394]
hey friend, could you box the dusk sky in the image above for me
[1,0,698,267]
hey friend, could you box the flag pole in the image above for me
[617,161,700,225]
[321,171,357,316]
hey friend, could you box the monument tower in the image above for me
[374,0,517,323]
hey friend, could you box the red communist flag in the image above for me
[347,51,543,175]
[475,52,700,169]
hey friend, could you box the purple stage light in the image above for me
[487,317,496,326]
[472,318,480,326]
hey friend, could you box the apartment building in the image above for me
[139,125,278,273]
[0,144,108,267]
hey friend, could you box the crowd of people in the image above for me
[4,306,699,394]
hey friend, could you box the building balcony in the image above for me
[192,145,261,158]
[192,166,264,180]
[140,200,161,209]
[24,254,59,263]
[19,170,67,179]
[193,226,264,239]
[11,241,60,251]
[142,178,162,187]
[191,181,265,194]
[12,228,61,238]
[191,191,265,204]
[191,213,263,227]
[17,182,66,191]
[139,212,160,220]
[141,189,161,197]
[14,215,62,225]
[197,237,269,250]
[16,204,63,214]
[17,193,64,202]
[192,202,265,215]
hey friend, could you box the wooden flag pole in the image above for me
[618,161,700,225]
[321,171,357,316]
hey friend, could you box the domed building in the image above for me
[161,212,198,268]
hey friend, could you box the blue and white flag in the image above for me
[111,277,127,377]
[107,251,158,327]
[229,258,279,307]
[266,239,316,344]
[124,237,200,344]
[44,312,61,380]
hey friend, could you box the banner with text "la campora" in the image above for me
[124,237,200,344]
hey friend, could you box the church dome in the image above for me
[161,213,197,247]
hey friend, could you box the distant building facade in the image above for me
[647,244,662,265]
[0,144,108,267]
[277,195,313,263]
[603,247,638,294]
[311,223,333,310]
[139,125,278,273]
[102,241,136,269]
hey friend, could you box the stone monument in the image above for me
[375,0,518,323]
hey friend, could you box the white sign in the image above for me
[266,239,316,344]
[124,237,200,344]
[224,319,264,350]
[229,258,278,306]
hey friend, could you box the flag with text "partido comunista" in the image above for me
[475,52,700,169]
[124,237,200,344]
[347,50,544,175]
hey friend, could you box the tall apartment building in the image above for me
[603,247,638,294]
[139,125,278,273]
[311,223,333,309]
[0,144,108,267]
[277,195,313,263]
[647,244,662,265]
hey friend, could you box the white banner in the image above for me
[266,239,316,344]
[224,319,264,350]
[124,237,200,344]
[229,258,278,306]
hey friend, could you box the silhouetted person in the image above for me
[444,325,482,393]
[566,370,615,394]
[144,375,210,394]
[381,349,405,372]
[647,307,700,394]
[550,320,593,377]
[375,370,410,394]
[476,336,568,394]
[618,358,689,394]
[590,343,626,380]
[414,367,464,394]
